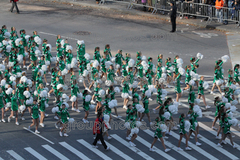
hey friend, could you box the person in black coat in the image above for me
[170,2,177,32]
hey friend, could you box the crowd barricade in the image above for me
[99,0,240,25]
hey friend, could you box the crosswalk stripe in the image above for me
[135,135,176,160]
[143,129,197,160]
[199,122,240,151]
[59,142,90,160]
[171,130,218,160]
[24,147,47,160]
[205,115,240,138]
[111,134,155,160]
[42,145,69,160]
[77,139,112,160]
[104,141,134,160]
[6,150,24,160]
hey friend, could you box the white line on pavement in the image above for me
[39,32,79,41]
[6,150,25,160]
[24,147,47,160]
[59,142,90,160]
[111,134,155,160]
[23,127,54,144]
[42,145,69,160]
[0,157,3,160]
[77,139,112,160]
[104,141,134,160]
[143,129,197,160]
[135,135,176,160]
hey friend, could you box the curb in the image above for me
[20,0,237,32]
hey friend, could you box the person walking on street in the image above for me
[9,0,20,14]
[170,2,177,32]
[92,111,110,150]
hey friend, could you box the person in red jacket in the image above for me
[92,111,110,150]
[9,0,20,14]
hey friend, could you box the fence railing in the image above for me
[99,0,240,26]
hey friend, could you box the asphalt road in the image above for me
[0,1,239,160]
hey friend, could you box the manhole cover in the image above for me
[73,31,91,35]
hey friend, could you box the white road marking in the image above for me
[59,142,90,160]
[199,122,240,152]
[135,135,176,160]
[39,32,79,41]
[23,127,54,144]
[111,134,155,160]
[24,147,47,160]
[0,157,3,160]
[77,139,112,160]
[42,145,69,160]
[104,141,134,160]
[143,129,197,160]
[6,150,24,160]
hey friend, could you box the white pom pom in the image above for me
[141,61,149,71]
[6,88,13,95]
[23,91,30,98]
[25,35,30,42]
[35,49,41,57]
[25,52,29,57]
[121,93,129,99]
[104,114,110,123]
[221,55,229,63]
[61,68,68,76]
[229,118,238,126]
[130,128,139,135]
[193,105,200,113]
[19,105,26,112]
[83,53,90,61]
[124,122,130,130]
[159,124,167,132]
[5,102,11,108]
[27,79,32,87]
[189,80,195,86]
[52,107,60,113]
[41,65,48,72]
[129,81,138,89]
[230,105,237,112]
[50,57,57,63]
[68,118,74,123]
[142,56,146,61]
[161,67,166,73]
[230,84,237,90]
[0,64,5,72]
[85,95,92,102]
[145,89,152,98]
[163,112,171,120]
[105,80,112,86]
[77,40,84,45]
[90,104,96,110]
[111,57,115,63]
[4,32,10,39]
[34,36,42,45]
[56,84,63,90]
[115,64,120,69]
[62,93,69,102]
[234,89,240,95]
[128,59,135,67]
[26,97,33,105]
[98,89,105,97]
[70,58,77,68]
[168,105,178,114]
[93,60,99,68]
[108,100,116,108]
[136,104,145,113]
[228,111,233,119]
[184,120,191,132]
[167,66,174,73]
[1,79,6,87]
[222,96,228,103]
[148,85,157,93]
[194,99,200,104]
[82,70,88,77]
[177,58,183,65]
[196,53,203,59]
[77,93,82,99]
[60,39,65,47]
[158,78,165,84]
[15,38,22,46]
[114,87,120,93]
[6,45,12,52]
[66,45,73,52]
[136,121,142,128]
[178,67,185,75]
[203,81,209,89]
[105,61,112,69]
[44,60,50,66]
[225,103,231,109]
[40,90,47,98]
[70,95,77,102]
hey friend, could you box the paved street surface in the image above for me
[0,1,239,160]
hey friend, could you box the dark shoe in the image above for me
[9,9,13,12]
[16,12,20,14]
[170,31,175,33]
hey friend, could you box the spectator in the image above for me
[9,0,20,14]
[231,0,240,21]
[170,1,177,32]
[215,0,224,22]
[223,0,228,24]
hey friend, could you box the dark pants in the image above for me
[171,17,176,32]
[10,1,19,13]
[92,133,107,149]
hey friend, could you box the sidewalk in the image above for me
[26,0,240,32]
